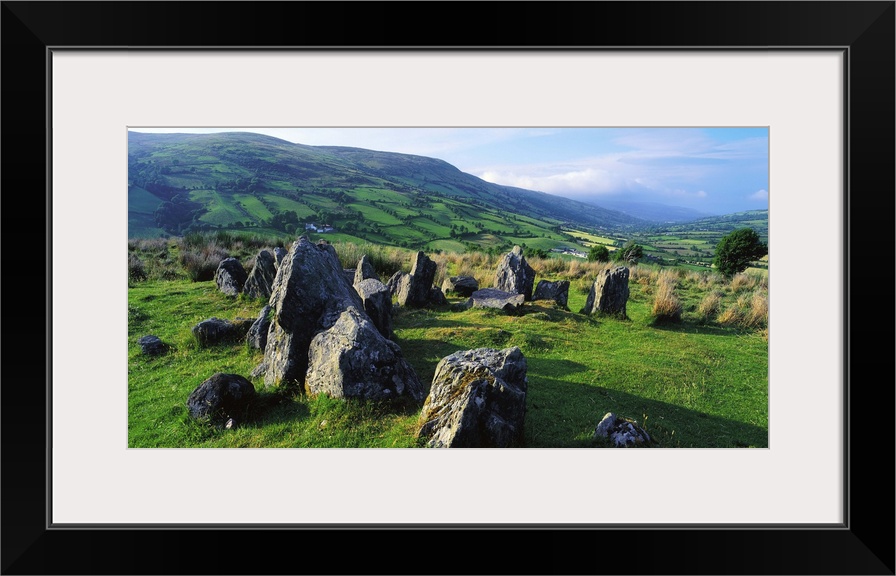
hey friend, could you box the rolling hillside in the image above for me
[128,131,647,253]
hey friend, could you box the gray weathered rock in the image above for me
[261,236,365,388]
[273,246,287,268]
[243,250,277,300]
[466,288,525,313]
[593,412,652,447]
[355,278,393,339]
[533,279,570,309]
[137,335,167,356]
[441,275,479,297]
[493,245,536,301]
[386,270,405,296]
[186,373,256,424]
[353,254,379,288]
[416,346,528,448]
[305,306,424,402]
[215,257,248,296]
[581,266,630,317]
[428,286,448,306]
[192,317,253,347]
[246,305,272,350]
[396,251,437,307]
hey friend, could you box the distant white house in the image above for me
[305,223,335,233]
[550,247,587,258]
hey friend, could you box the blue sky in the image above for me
[129,127,768,215]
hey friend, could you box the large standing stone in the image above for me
[243,250,277,300]
[493,245,536,301]
[353,254,379,288]
[416,347,528,448]
[192,317,254,347]
[386,270,404,296]
[395,251,437,307]
[305,306,424,402]
[273,246,287,268]
[215,257,248,296]
[186,373,256,424]
[466,288,525,313]
[355,278,393,339]
[262,236,366,388]
[246,305,272,350]
[533,279,570,309]
[581,266,630,317]
[441,276,479,297]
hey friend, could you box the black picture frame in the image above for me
[3,2,893,574]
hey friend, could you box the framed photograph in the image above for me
[4,1,893,574]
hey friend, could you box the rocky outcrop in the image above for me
[416,347,528,448]
[215,257,248,296]
[137,335,167,356]
[192,317,254,347]
[305,307,424,402]
[593,412,652,447]
[581,266,630,317]
[273,246,287,268]
[533,279,570,309]
[243,250,277,300]
[386,270,404,296]
[260,237,422,403]
[466,288,525,313]
[353,255,379,288]
[186,373,256,425]
[441,275,479,297]
[355,278,393,339]
[493,245,536,301]
[395,251,437,307]
[246,305,272,350]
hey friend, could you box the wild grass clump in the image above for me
[729,273,755,293]
[697,290,724,323]
[651,279,682,324]
[179,243,230,282]
[128,253,146,282]
[332,242,410,279]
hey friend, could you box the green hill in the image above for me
[128,131,647,253]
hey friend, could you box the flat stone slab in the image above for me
[466,288,525,312]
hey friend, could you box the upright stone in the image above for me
[395,251,437,307]
[533,279,570,309]
[262,237,365,388]
[215,257,247,296]
[581,266,630,317]
[246,305,272,350]
[386,271,405,296]
[493,245,536,301]
[355,278,393,339]
[353,254,379,288]
[441,276,479,297]
[416,347,528,448]
[243,250,277,300]
[273,246,287,268]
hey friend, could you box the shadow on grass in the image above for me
[649,319,763,338]
[524,359,768,449]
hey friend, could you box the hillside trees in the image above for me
[713,228,768,276]
[587,245,610,262]
[615,240,644,265]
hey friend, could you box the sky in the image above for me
[129,127,769,216]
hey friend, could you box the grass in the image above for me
[128,238,768,448]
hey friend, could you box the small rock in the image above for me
[137,335,167,356]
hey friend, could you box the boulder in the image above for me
[581,266,630,317]
[191,317,253,347]
[466,288,525,313]
[428,286,448,306]
[305,306,424,402]
[395,251,437,307]
[353,254,379,288]
[533,279,570,309]
[386,270,404,296]
[593,412,652,447]
[416,347,528,448]
[355,278,393,339]
[441,275,479,297]
[137,335,167,356]
[493,245,536,301]
[214,257,248,296]
[186,373,256,424]
[246,305,272,350]
[243,250,277,300]
[262,237,365,388]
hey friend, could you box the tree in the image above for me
[614,240,644,265]
[713,228,768,276]
[587,245,610,262]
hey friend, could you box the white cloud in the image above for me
[749,189,769,200]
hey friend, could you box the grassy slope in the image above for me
[128,270,768,449]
